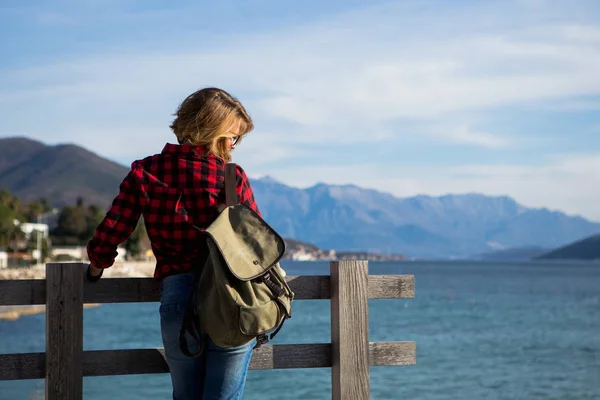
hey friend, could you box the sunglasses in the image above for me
[231,135,242,146]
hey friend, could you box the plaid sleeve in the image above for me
[236,165,261,217]
[86,169,141,269]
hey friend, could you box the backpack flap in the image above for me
[204,204,286,281]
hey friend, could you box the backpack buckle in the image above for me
[254,334,270,349]
[260,274,285,297]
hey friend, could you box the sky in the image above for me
[1,0,600,220]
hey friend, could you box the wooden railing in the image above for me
[0,261,415,399]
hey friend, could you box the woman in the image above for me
[86,87,261,399]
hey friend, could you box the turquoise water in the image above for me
[1,260,600,399]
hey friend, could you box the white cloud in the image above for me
[534,98,600,111]
[1,0,600,153]
[427,125,512,149]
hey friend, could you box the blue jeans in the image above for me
[160,272,255,400]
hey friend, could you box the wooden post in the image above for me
[45,263,84,400]
[330,260,370,400]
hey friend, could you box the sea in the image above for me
[1,260,599,400]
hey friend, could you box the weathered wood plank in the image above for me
[0,352,46,380]
[0,342,415,380]
[45,263,84,400]
[369,274,415,299]
[84,277,160,303]
[286,275,331,299]
[82,343,333,375]
[0,275,413,305]
[370,341,416,366]
[83,348,169,376]
[330,261,370,400]
[250,343,331,370]
[0,279,46,305]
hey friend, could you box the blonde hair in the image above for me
[169,87,254,162]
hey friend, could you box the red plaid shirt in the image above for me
[86,143,261,280]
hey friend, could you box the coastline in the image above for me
[0,261,157,321]
[0,303,102,321]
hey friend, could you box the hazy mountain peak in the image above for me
[1,136,45,146]
[255,175,283,184]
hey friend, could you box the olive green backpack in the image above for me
[179,163,294,356]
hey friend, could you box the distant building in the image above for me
[51,245,87,261]
[0,249,8,269]
[5,252,35,268]
[18,222,49,240]
[291,251,316,261]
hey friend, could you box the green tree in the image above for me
[85,204,105,239]
[0,190,21,212]
[0,189,13,206]
[7,224,26,252]
[24,201,45,222]
[38,198,52,213]
[54,205,87,244]
[124,219,149,259]
[0,203,17,227]
[0,198,20,248]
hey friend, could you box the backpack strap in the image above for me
[225,163,238,207]
[178,164,241,358]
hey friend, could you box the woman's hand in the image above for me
[86,263,103,282]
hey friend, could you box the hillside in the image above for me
[0,137,47,175]
[2,136,600,259]
[536,234,600,261]
[0,137,128,207]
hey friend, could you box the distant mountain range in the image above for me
[1,136,599,259]
[249,178,600,259]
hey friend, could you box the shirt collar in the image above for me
[161,143,208,157]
